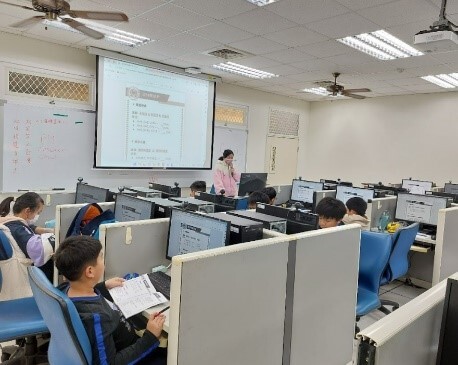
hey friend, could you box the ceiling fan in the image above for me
[0,0,128,40]
[323,72,371,99]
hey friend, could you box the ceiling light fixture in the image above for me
[43,18,150,47]
[213,62,278,79]
[300,87,344,97]
[244,0,279,6]
[421,73,458,88]
[337,30,423,60]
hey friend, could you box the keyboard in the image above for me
[148,271,171,300]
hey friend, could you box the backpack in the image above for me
[66,203,115,239]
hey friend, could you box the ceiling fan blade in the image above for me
[344,93,366,100]
[343,88,371,93]
[61,18,104,39]
[0,0,35,11]
[10,15,45,28]
[65,10,128,22]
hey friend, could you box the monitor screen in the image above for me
[444,183,458,195]
[95,56,215,169]
[238,173,268,197]
[336,186,375,204]
[395,193,448,226]
[114,194,155,222]
[166,209,230,259]
[290,180,324,204]
[75,183,109,204]
[401,179,433,195]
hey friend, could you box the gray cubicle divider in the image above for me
[263,228,287,239]
[433,207,458,285]
[367,196,397,230]
[168,235,294,365]
[356,273,458,365]
[99,219,170,280]
[315,189,336,207]
[289,224,360,365]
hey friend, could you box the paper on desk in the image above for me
[109,274,167,318]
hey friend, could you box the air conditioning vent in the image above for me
[205,48,251,60]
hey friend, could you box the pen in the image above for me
[154,306,170,317]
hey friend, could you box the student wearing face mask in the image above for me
[213,149,241,197]
[0,192,55,284]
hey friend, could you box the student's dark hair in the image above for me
[248,191,271,206]
[54,236,102,281]
[261,187,277,201]
[218,149,234,161]
[315,197,346,220]
[0,192,44,217]
[190,180,207,192]
[346,197,367,217]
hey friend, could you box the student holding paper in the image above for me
[54,236,167,365]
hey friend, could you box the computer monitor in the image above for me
[237,173,268,197]
[395,193,449,226]
[444,183,458,195]
[166,209,230,260]
[114,194,155,222]
[436,278,458,365]
[290,180,324,204]
[75,183,110,204]
[425,191,458,204]
[336,186,375,204]
[401,179,433,195]
[149,183,181,198]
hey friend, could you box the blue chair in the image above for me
[0,230,48,364]
[356,231,392,330]
[28,266,92,365]
[379,222,420,314]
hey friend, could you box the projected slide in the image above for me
[96,57,215,169]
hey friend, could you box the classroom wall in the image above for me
[303,91,458,187]
[0,32,309,191]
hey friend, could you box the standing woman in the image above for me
[213,149,241,196]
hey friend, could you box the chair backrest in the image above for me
[28,266,92,365]
[384,222,420,282]
[359,231,393,294]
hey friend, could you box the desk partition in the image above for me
[367,196,397,230]
[356,273,458,365]
[99,219,170,280]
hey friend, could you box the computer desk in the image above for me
[143,302,171,333]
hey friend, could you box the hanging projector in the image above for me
[414,0,458,53]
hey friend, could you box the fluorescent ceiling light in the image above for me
[421,73,458,88]
[337,30,423,60]
[300,87,343,97]
[43,18,150,47]
[213,62,278,79]
[245,0,279,6]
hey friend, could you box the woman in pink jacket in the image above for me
[213,149,241,197]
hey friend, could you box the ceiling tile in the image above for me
[263,26,329,47]
[172,52,221,67]
[140,3,214,32]
[335,0,402,11]
[0,0,35,19]
[261,64,303,76]
[296,40,351,58]
[283,71,338,83]
[305,12,380,38]
[223,8,298,36]
[24,23,87,44]
[123,46,170,62]
[229,36,288,55]
[424,0,458,14]
[387,76,431,87]
[263,48,316,63]
[405,63,456,76]
[266,0,350,25]
[191,22,254,44]
[115,17,181,41]
[324,52,380,66]
[89,0,168,17]
[289,57,341,73]
[386,18,437,45]
[235,56,282,69]
[357,0,438,28]
[74,37,132,52]
[173,0,257,20]
[429,50,458,64]
[164,33,222,52]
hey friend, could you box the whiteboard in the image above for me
[1,103,95,191]
[213,126,247,173]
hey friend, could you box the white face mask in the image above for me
[27,215,39,225]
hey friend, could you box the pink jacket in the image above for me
[213,160,241,197]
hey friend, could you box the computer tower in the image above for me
[129,186,162,199]
[227,210,287,234]
[207,213,263,245]
[194,192,248,212]
[286,210,319,234]
[256,203,291,219]
[168,197,215,213]
[140,198,181,218]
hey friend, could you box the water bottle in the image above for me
[378,210,391,232]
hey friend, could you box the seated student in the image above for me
[342,197,370,230]
[261,187,277,205]
[248,191,271,209]
[315,197,346,229]
[54,235,167,365]
[0,193,55,282]
[190,180,207,197]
